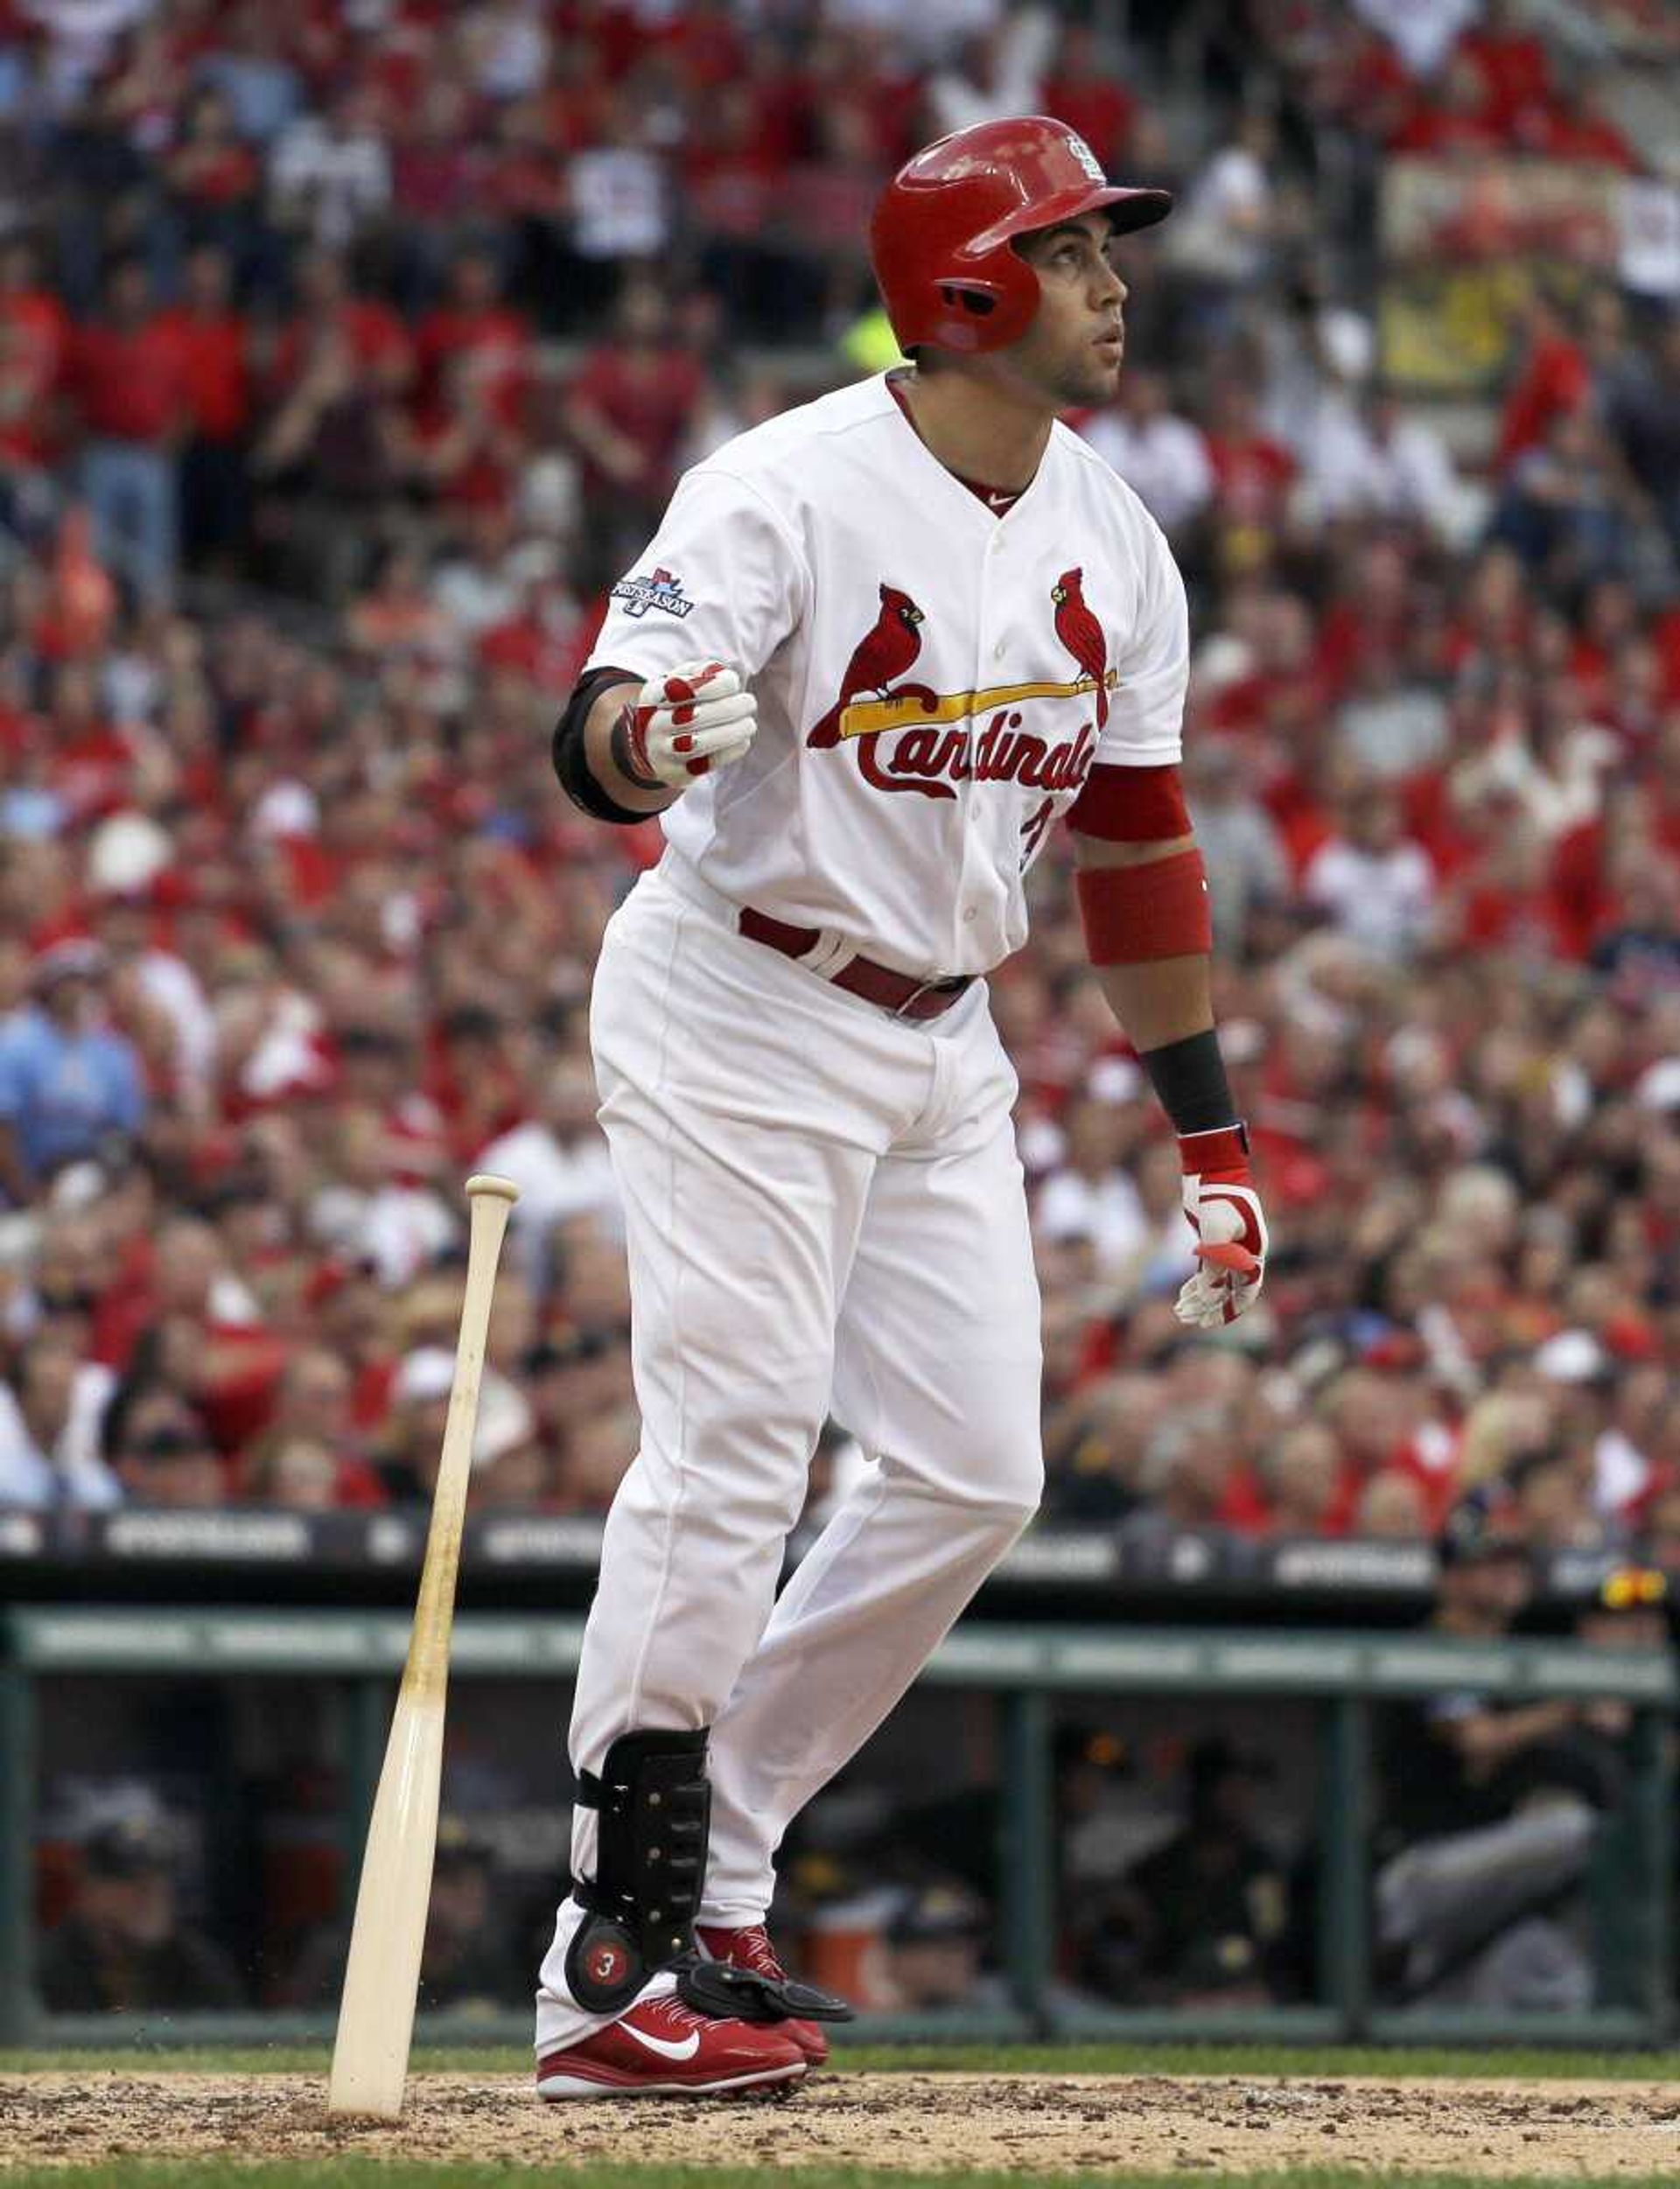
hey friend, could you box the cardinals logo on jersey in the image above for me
[1051,569,1108,731]
[806,584,937,754]
[807,575,1115,803]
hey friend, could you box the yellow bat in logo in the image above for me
[838,669,1116,741]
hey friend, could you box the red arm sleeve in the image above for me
[1066,762,1191,843]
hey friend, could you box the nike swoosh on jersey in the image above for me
[621,2024,702,2062]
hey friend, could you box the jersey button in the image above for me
[962,906,976,923]
[993,640,1006,661]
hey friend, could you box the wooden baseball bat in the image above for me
[327,1174,519,2121]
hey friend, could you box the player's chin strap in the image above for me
[676,1956,857,2027]
[564,1728,711,2015]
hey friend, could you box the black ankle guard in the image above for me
[564,1727,710,2014]
[677,1956,856,2025]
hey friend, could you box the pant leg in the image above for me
[129,444,178,602]
[703,994,1043,1922]
[1456,1915,1592,2011]
[1376,1799,1597,1995]
[536,869,936,2046]
[80,445,129,584]
[80,443,178,603]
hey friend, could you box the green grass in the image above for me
[6,2172,1680,2189]
[5,2040,1680,2079]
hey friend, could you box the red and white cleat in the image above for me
[536,1990,808,2101]
[696,1925,830,2068]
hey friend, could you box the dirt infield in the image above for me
[4,2071,1680,2176]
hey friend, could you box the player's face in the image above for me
[1008,216,1128,409]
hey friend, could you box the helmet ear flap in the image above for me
[938,283,998,320]
[928,262,1037,352]
[934,282,999,351]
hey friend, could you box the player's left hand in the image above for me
[1174,1124,1268,1328]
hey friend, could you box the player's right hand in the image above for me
[618,660,757,790]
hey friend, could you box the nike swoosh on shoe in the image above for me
[620,2024,702,2062]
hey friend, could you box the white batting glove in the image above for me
[1174,1125,1269,1329]
[615,660,756,791]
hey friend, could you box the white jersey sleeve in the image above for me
[585,465,810,685]
[1094,518,1188,769]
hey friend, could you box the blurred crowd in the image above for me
[0,0,1676,1572]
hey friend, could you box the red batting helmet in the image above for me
[870,115,1172,356]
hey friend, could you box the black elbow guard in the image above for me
[553,667,650,826]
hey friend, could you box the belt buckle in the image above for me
[892,975,965,1020]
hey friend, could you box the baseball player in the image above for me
[536,115,1270,2099]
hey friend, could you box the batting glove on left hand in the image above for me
[616,658,757,791]
[1175,1124,1268,1328]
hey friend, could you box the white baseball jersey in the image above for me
[585,371,1189,977]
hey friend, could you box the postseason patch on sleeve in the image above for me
[609,567,695,619]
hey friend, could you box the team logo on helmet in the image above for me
[1068,133,1106,185]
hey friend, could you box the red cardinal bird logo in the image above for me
[807,584,936,748]
[1051,569,1108,731]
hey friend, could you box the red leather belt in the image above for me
[738,907,973,1022]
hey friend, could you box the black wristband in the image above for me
[1137,1027,1237,1136]
[552,666,653,826]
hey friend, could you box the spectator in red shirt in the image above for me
[406,353,528,515]
[390,80,482,304]
[157,244,252,571]
[479,91,566,243]
[654,0,747,96]
[1440,809,1582,961]
[785,101,885,330]
[688,82,795,339]
[1308,20,1414,150]
[45,661,136,826]
[1390,53,1505,158]
[262,247,412,406]
[562,279,705,558]
[1202,377,1298,546]
[1040,23,1136,164]
[0,233,70,483]
[1454,0,1553,139]
[412,246,532,436]
[1495,294,1590,473]
[70,256,187,604]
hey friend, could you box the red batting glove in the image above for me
[1175,1123,1268,1328]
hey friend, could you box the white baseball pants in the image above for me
[535,856,1043,2049]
